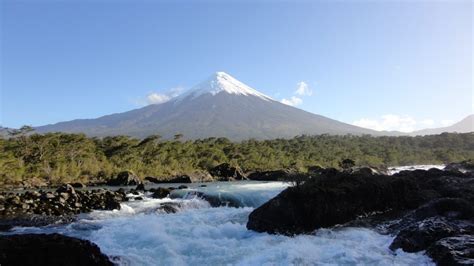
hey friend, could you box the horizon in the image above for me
[1,0,473,132]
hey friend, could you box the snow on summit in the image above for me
[178,72,273,101]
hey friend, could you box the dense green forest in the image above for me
[0,127,473,187]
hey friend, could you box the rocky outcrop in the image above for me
[246,167,474,264]
[390,216,474,253]
[0,233,113,266]
[247,169,295,181]
[445,160,474,174]
[107,171,141,186]
[386,198,474,265]
[145,175,192,183]
[209,163,247,181]
[0,185,126,229]
[150,187,172,199]
[426,235,474,265]
[247,169,473,235]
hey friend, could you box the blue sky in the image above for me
[1,0,472,132]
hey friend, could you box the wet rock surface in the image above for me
[445,160,474,174]
[106,170,141,186]
[246,167,474,265]
[0,185,126,230]
[247,169,296,181]
[0,233,113,266]
[146,175,193,183]
[209,163,247,181]
[150,187,173,199]
[426,235,474,265]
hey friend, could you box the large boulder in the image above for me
[209,163,247,181]
[145,175,192,183]
[150,187,172,199]
[247,169,295,181]
[107,171,141,186]
[0,233,113,266]
[247,169,474,235]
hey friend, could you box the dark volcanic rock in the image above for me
[145,172,214,183]
[0,215,75,232]
[389,198,474,232]
[247,169,474,235]
[427,235,474,265]
[0,233,113,266]
[144,176,160,183]
[445,160,474,175]
[146,175,193,183]
[0,188,126,224]
[390,216,474,252]
[136,183,145,191]
[247,169,295,181]
[209,163,247,181]
[157,202,180,213]
[150,187,172,199]
[69,182,86,188]
[56,184,76,195]
[107,171,141,186]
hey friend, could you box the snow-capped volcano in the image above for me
[36,72,381,139]
[176,72,272,101]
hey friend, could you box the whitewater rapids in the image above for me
[7,177,435,265]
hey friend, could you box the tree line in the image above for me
[1,127,473,186]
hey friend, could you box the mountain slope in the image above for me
[36,72,381,140]
[412,115,474,136]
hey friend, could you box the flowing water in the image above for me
[6,171,438,265]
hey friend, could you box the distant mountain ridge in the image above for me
[35,72,384,140]
[412,114,474,136]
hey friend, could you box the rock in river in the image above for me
[0,233,113,266]
[107,171,141,186]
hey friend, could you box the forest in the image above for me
[1,126,473,187]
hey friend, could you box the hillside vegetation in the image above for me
[0,127,473,187]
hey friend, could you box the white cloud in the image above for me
[139,87,184,106]
[146,93,171,104]
[441,120,454,127]
[420,119,435,127]
[280,81,313,106]
[281,96,303,106]
[295,81,313,96]
[353,114,418,132]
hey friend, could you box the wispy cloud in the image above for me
[353,115,420,132]
[281,96,303,106]
[281,81,313,106]
[136,87,184,106]
[146,93,171,104]
[441,120,454,127]
[420,119,435,127]
[295,81,313,96]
